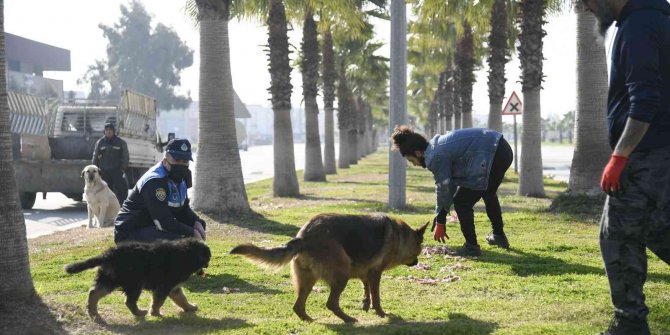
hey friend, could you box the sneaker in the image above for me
[486,232,510,249]
[455,243,482,257]
[598,316,650,335]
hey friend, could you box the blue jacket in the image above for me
[608,0,670,151]
[115,162,202,237]
[424,128,502,214]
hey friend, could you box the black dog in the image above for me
[65,238,210,321]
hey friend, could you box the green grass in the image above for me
[25,150,670,335]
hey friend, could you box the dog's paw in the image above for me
[374,309,386,318]
[150,309,163,317]
[134,309,148,318]
[361,299,370,312]
[182,304,198,312]
[343,316,358,323]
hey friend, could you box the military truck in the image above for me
[9,89,162,209]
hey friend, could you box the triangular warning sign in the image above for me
[502,91,523,115]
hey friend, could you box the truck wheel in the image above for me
[19,192,37,210]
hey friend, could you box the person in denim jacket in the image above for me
[391,126,513,256]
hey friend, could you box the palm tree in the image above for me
[336,58,355,168]
[0,0,36,301]
[267,0,300,196]
[569,3,610,193]
[517,0,546,197]
[298,0,361,180]
[457,21,475,128]
[189,0,250,214]
[321,29,337,174]
[486,0,510,132]
[300,9,326,181]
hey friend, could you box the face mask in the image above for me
[168,163,189,182]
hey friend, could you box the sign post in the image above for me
[502,91,523,173]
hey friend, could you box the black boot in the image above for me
[455,243,482,257]
[486,232,510,249]
[599,316,650,335]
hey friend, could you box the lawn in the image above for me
[22,149,670,335]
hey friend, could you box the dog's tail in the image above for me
[230,238,304,270]
[64,255,105,274]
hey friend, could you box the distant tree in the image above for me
[79,0,193,110]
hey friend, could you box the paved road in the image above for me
[24,142,333,238]
[24,142,572,239]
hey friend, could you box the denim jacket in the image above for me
[424,128,502,214]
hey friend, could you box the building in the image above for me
[157,91,251,145]
[5,32,70,98]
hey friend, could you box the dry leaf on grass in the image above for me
[222,287,241,294]
[422,246,454,257]
[413,263,432,271]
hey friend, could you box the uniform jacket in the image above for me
[115,162,203,237]
[92,135,129,170]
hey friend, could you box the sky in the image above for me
[6,0,579,119]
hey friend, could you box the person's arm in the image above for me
[120,139,129,170]
[613,118,650,157]
[92,139,101,166]
[141,179,195,237]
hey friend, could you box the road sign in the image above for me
[502,91,523,115]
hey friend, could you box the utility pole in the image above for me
[389,0,407,209]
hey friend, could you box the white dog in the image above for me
[82,165,120,228]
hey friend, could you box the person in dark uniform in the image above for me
[92,122,129,205]
[114,138,206,244]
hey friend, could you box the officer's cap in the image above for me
[165,138,193,161]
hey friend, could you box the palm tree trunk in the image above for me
[193,3,249,215]
[366,102,375,154]
[301,10,325,181]
[487,0,508,132]
[517,0,546,197]
[337,66,351,169]
[348,95,360,165]
[459,22,474,129]
[0,0,35,300]
[338,129,350,168]
[321,30,337,174]
[569,5,611,193]
[268,0,299,196]
[453,65,462,130]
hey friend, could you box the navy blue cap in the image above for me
[104,122,115,130]
[165,138,193,161]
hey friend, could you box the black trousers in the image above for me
[101,168,128,206]
[453,137,514,245]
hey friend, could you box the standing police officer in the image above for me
[114,138,206,243]
[92,122,129,205]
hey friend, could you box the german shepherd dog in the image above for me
[231,214,428,323]
[65,239,210,322]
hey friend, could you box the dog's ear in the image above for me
[81,169,86,178]
[416,222,429,238]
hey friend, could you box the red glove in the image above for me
[600,155,628,196]
[434,223,449,243]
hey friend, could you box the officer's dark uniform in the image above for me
[599,0,670,331]
[92,123,129,205]
[114,139,205,243]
